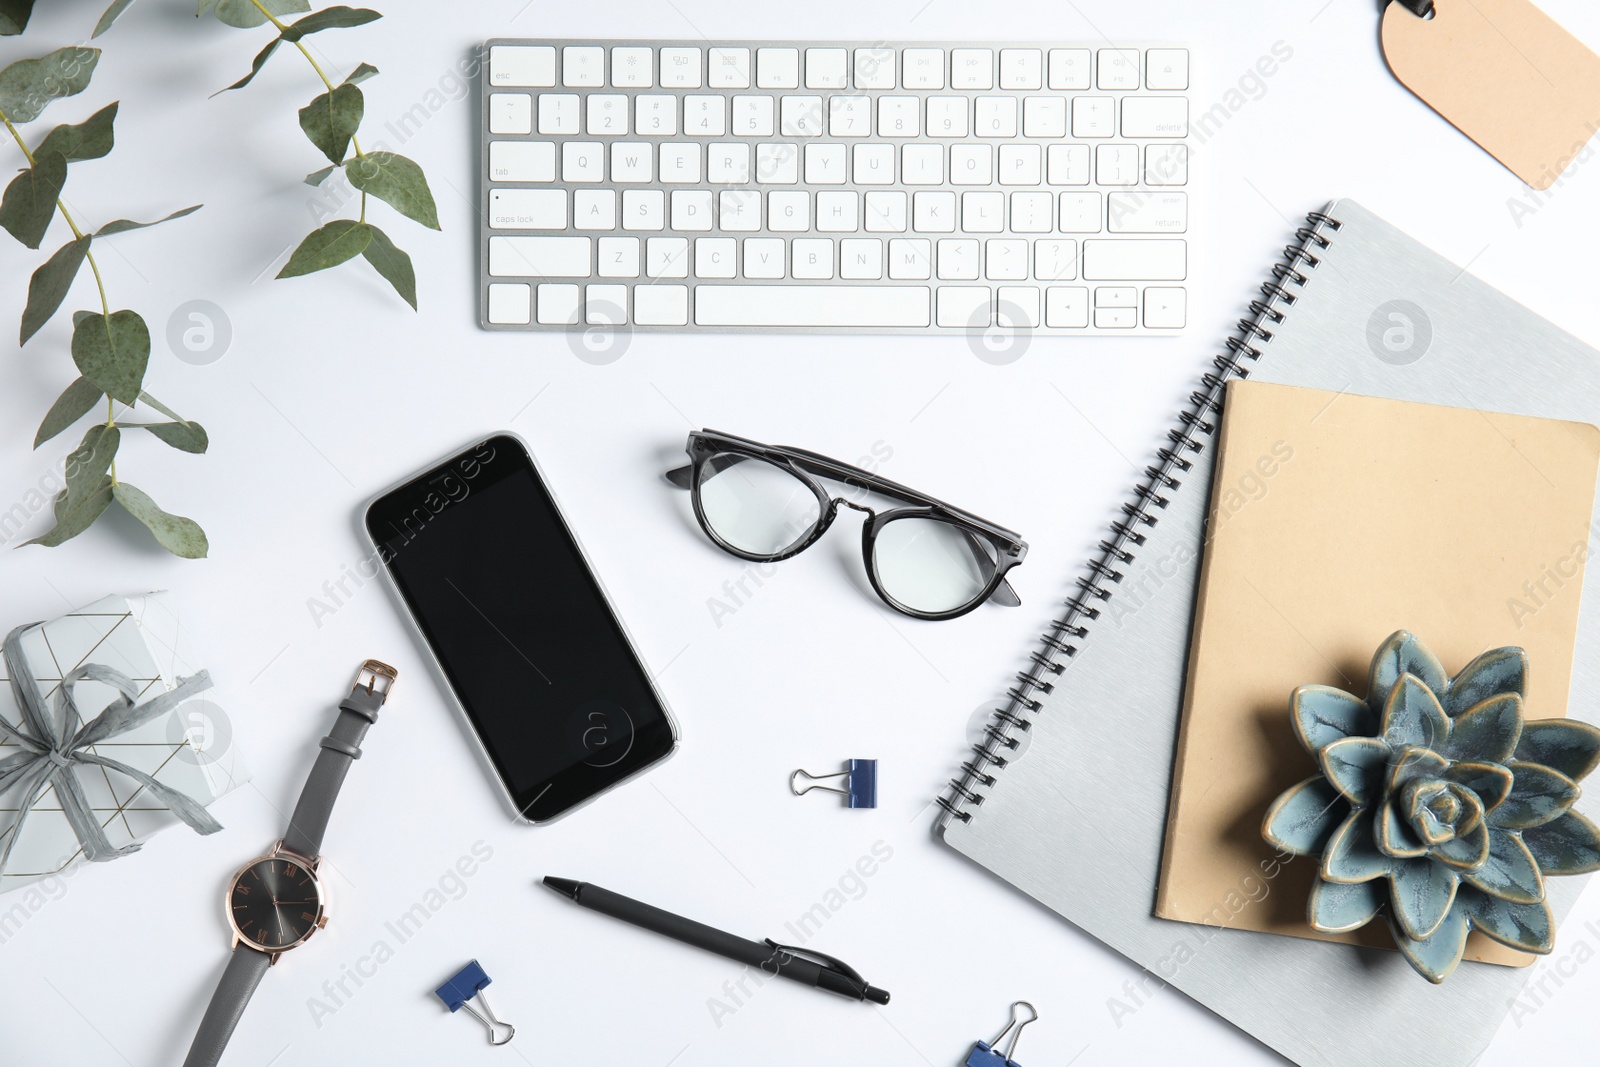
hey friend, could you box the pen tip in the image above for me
[541,876,582,900]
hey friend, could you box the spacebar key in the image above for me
[695,285,931,327]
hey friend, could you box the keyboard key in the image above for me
[562,46,604,87]
[1122,97,1188,138]
[1144,286,1186,328]
[865,191,907,231]
[961,191,1003,232]
[671,190,714,230]
[1047,48,1090,90]
[646,236,690,277]
[487,282,531,323]
[1108,191,1187,233]
[937,286,990,327]
[1146,48,1189,91]
[660,47,702,88]
[1096,144,1140,185]
[622,190,664,230]
[611,47,653,87]
[708,143,751,183]
[538,94,579,135]
[490,46,555,88]
[1023,97,1066,138]
[997,286,1040,327]
[1145,144,1189,185]
[490,188,566,229]
[562,142,604,182]
[757,142,799,184]
[1046,286,1089,327]
[781,96,825,137]
[660,143,701,182]
[587,94,628,135]
[597,236,640,277]
[840,238,883,279]
[573,190,616,229]
[490,236,590,277]
[1072,97,1114,138]
[708,47,750,88]
[999,48,1042,89]
[985,239,1028,280]
[684,96,727,135]
[999,145,1042,186]
[1034,239,1078,280]
[878,97,920,137]
[538,283,582,323]
[791,238,833,278]
[489,141,555,182]
[1095,306,1136,328]
[830,96,872,137]
[950,48,993,89]
[1010,191,1053,232]
[756,47,800,89]
[743,238,785,278]
[854,48,896,89]
[1046,144,1090,185]
[585,284,627,323]
[1095,286,1137,307]
[975,98,1017,137]
[854,144,895,184]
[769,190,810,230]
[1059,192,1102,232]
[489,93,532,134]
[902,145,944,185]
[635,284,689,325]
[697,285,931,327]
[1097,48,1139,90]
[888,238,932,279]
[720,190,762,230]
[926,97,968,137]
[902,48,945,89]
[695,237,737,278]
[1082,239,1186,280]
[734,95,775,136]
[816,191,859,231]
[937,239,980,280]
[804,144,846,184]
[950,145,992,185]
[806,48,848,89]
[636,95,678,135]
[913,191,956,232]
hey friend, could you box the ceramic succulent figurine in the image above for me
[1262,631,1600,983]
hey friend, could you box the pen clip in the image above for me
[762,939,866,987]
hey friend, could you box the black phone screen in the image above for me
[366,435,676,821]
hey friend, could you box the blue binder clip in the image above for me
[966,1001,1037,1067]
[790,759,877,808]
[434,959,515,1046]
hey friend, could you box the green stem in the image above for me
[106,396,118,485]
[247,0,365,156]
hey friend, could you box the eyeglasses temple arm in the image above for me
[664,465,693,489]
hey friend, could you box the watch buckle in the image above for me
[354,659,399,703]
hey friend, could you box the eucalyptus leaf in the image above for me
[304,163,337,186]
[94,204,201,237]
[0,47,99,123]
[281,6,381,41]
[298,82,362,165]
[72,310,92,326]
[71,309,150,405]
[137,390,189,424]
[35,102,117,162]
[0,151,66,249]
[345,152,439,230]
[210,0,308,29]
[143,420,209,454]
[112,482,208,558]
[217,37,281,94]
[21,235,89,345]
[360,223,416,310]
[0,0,33,36]
[63,423,119,515]
[93,0,137,37]
[34,377,102,449]
[278,219,372,278]
[343,62,378,86]
[26,478,113,548]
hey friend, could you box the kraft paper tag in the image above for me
[1383,0,1600,189]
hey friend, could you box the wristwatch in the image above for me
[182,660,398,1067]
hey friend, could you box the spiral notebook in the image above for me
[936,199,1600,1067]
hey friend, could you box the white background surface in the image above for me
[3,1,1600,1064]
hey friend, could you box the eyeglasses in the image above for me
[666,430,1027,620]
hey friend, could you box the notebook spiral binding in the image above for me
[935,209,1345,826]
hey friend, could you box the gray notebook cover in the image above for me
[937,199,1600,1066]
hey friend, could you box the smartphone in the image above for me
[365,433,678,823]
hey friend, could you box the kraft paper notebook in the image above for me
[935,199,1600,1067]
[1156,380,1600,967]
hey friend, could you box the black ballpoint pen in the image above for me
[541,877,890,1005]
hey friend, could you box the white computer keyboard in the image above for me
[479,40,1191,334]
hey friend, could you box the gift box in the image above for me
[0,593,249,895]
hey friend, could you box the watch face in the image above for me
[228,856,323,951]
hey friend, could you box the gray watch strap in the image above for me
[182,944,271,1067]
[281,684,386,859]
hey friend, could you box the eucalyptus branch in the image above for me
[205,0,439,309]
[1,46,208,557]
